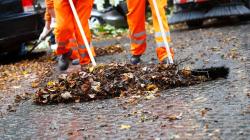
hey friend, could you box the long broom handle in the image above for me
[69,0,97,66]
[152,0,174,64]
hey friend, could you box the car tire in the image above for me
[8,43,27,56]
[186,20,203,28]
[89,16,105,28]
[245,0,250,8]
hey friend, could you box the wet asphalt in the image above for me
[0,20,250,139]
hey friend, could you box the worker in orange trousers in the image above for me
[127,0,174,64]
[54,0,95,71]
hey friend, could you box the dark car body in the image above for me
[0,0,44,53]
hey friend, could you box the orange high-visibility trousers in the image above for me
[54,0,95,65]
[127,0,174,62]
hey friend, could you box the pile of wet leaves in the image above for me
[33,63,229,104]
[0,53,55,90]
[95,45,125,56]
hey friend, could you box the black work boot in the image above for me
[58,53,71,71]
[130,55,141,65]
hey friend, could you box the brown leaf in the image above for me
[166,113,182,121]
[146,84,158,91]
[31,81,39,88]
[81,80,91,93]
[200,108,212,117]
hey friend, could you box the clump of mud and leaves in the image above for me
[95,45,125,56]
[33,63,229,104]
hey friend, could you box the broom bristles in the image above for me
[191,66,229,80]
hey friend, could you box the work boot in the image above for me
[130,55,141,65]
[58,53,71,71]
[72,59,80,65]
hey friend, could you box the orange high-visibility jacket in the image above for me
[127,0,174,62]
[54,0,95,65]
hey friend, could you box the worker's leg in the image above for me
[127,0,147,56]
[148,0,174,62]
[54,0,72,54]
[54,0,78,70]
[73,0,95,65]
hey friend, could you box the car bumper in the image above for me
[0,11,44,51]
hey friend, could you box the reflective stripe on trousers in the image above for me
[56,39,77,47]
[130,31,146,45]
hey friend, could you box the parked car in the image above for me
[168,0,250,28]
[90,1,128,28]
[0,0,45,54]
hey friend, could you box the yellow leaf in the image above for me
[120,124,131,130]
[47,81,55,87]
[146,84,158,91]
[22,71,28,75]
[31,82,39,88]
[89,66,95,73]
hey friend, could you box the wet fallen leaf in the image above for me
[182,70,191,77]
[120,124,131,130]
[61,91,72,99]
[247,93,250,98]
[12,85,21,89]
[201,108,212,117]
[146,84,158,91]
[7,105,16,112]
[166,113,182,121]
[31,81,39,88]
[21,70,29,75]
[81,81,91,93]
[145,94,156,100]
[15,93,31,103]
[95,45,125,56]
[91,81,101,92]
[47,81,56,87]
[88,66,95,73]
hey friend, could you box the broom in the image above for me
[191,66,229,80]
[27,29,53,54]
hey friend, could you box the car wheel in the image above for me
[89,16,104,29]
[186,20,203,28]
[239,15,250,21]
[245,0,250,8]
[9,43,27,56]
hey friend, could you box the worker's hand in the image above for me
[50,18,56,28]
[38,27,50,41]
[38,21,51,41]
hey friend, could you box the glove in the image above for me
[38,26,50,41]
[50,18,56,28]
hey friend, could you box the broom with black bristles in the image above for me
[191,66,229,80]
